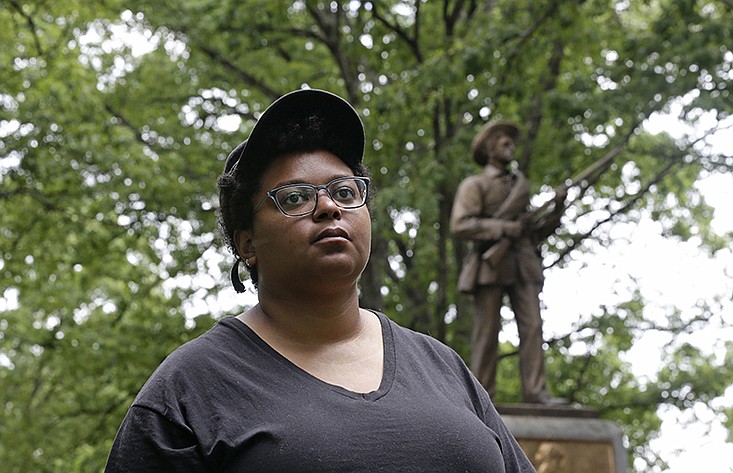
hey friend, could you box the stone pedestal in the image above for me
[497,404,627,473]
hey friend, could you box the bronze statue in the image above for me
[450,121,567,405]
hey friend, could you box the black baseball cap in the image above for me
[224,88,365,176]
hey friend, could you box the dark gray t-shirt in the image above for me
[106,312,535,472]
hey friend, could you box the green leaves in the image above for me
[1,1,732,471]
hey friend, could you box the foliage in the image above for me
[1,0,732,471]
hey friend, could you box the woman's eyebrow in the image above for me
[271,174,354,188]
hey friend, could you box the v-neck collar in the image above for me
[224,310,395,402]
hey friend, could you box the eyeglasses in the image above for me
[253,176,370,217]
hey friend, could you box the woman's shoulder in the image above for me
[373,310,493,413]
[132,318,256,403]
[159,317,243,365]
[373,310,465,363]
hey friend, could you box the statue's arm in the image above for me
[529,186,567,242]
[450,178,512,241]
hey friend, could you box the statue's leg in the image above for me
[507,283,547,403]
[471,285,504,398]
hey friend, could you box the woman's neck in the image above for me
[242,289,365,345]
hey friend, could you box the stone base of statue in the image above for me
[497,404,627,473]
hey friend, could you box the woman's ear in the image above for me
[234,230,256,262]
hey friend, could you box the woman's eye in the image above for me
[280,190,311,207]
[333,186,357,202]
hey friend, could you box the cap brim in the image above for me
[224,89,365,174]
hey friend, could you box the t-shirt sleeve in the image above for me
[482,401,537,473]
[404,323,536,473]
[470,380,535,473]
[438,339,535,473]
[105,405,210,473]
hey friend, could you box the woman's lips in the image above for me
[313,227,350,243]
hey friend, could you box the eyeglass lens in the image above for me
[273,177,368,216]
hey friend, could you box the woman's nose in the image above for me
[312,189,342,220]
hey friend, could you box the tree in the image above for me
[1,1,731,471]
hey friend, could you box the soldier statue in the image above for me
[450,121,567,405]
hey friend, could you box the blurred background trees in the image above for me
[1,1,731,471]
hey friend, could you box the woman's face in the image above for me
[236,150,372,296]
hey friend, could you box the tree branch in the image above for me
[367,0,423,62]
[548,156,680,267]
[8,0,44,55]
[193,43,281,99]
[519,37,564,175]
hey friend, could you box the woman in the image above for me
[106,89,536,472]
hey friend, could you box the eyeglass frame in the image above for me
[252,176,371,217]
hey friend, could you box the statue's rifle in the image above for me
[481,138,628,268]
